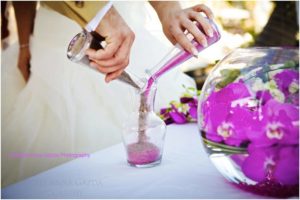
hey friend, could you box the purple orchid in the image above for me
[201,82,251,126]
[289,94,299,106]
[180,97,195,104]
[242,146,299,185]
[256,90,272,105]
[273,146,299,185]
[205,103,253,146]
[159,87,200,125]
[206,82,251,104]
[181,97,198,120]
[160,108,168,115]
[168,104,187,124]
[188,103,197,120]
[201,82,253,146]
[274,69,299,97]
[247,99,299,147]
[159,108,174,125]
[274,69,299,105]
[164,117,174,125]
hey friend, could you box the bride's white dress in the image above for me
[2,2,195,187]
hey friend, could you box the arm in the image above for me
[150,1,214,56]
[85,6,135,83]
[43,2,135,83]
[42,1,107,28]
[13,1,37,81]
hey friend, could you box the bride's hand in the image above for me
[151,2,214,56]
[17,47,31,82]
[85,6,135,83]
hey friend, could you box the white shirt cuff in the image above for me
[85,1,113,32]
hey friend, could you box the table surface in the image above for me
[2,124,271,198]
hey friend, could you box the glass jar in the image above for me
[122,83,167,167]
[198,47,299,197]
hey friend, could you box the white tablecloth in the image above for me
[2,124,268,198]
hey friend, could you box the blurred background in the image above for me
[1,1,299,89]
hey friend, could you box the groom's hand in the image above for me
[85,6,135,83]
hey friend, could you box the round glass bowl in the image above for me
[198,47,299,197]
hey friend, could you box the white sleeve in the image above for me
[85,1,113,32]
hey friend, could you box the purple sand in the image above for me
[234,180,299,198]
[127,142,160,165]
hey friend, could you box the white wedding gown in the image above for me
[2,2,195,187]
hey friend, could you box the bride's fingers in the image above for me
[171,26,196,55]
[189,12,214,37]
[192,4,214,19]
[181,18,208,47]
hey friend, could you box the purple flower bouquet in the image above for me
[198,48,299,197]
[159,86,200,125]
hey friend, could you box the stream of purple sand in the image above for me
[127,21,221,165]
